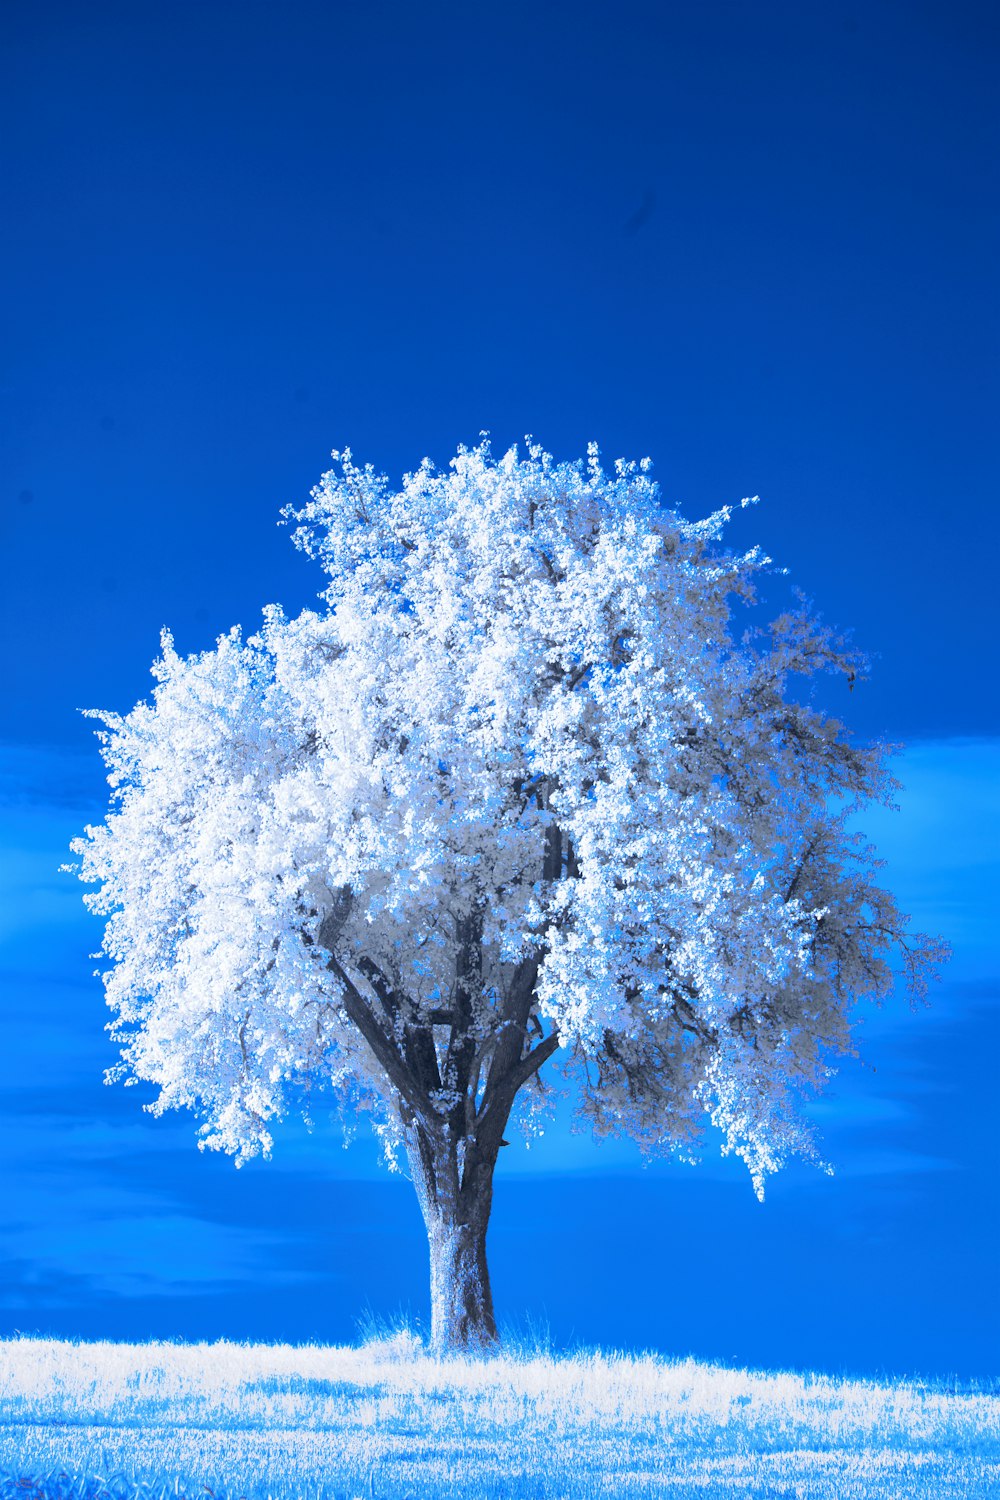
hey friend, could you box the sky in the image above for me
[1,0,997,1380]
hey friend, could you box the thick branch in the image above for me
[359,955,443,1095]
[482,952,541,1112]
[444,908,483,1103]
[500,1026,561,1097]
[324,953,436,1119]
[476,1026,560,1156]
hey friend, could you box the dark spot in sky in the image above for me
[624,189,655,236]
[18,489,34,505]
[100,415,115,432]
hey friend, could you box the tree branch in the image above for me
[501,1026,561,1097]
[476,1026,561,1155]
[481,952,541,1111]
[442,907,483,1111]
[359,955,443,1095]
[324,953,436,1120]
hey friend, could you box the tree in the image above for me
[71,439,946,1354]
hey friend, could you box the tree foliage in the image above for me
[72,439,946,1218]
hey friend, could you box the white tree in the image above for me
[71,439,946,1353]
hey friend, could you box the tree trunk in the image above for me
[426,1201,496,1354]
[404,1122,501,1355]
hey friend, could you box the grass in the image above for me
[0,1330,998,1499]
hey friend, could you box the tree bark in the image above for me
[404,1121,502,1355]
[426,1197,496,1354]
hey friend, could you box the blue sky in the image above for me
[1,0,997,1377]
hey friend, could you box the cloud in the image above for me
[0,980,110,1092]
[0,1107,323,1303]
[0,740,109,809]
[817,1150,956,1180]
[0,1110,191,1166]
[0,817,99,947]
[0,1204,312,1302]
[848,738,1000,983]
[0,742,106,963]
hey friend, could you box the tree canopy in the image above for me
[71,439,946,1348]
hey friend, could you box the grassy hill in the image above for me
[1,1334,997,1499]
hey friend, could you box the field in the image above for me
[0,1334,997,1499]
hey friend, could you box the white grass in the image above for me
[0,1333,997,1498]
